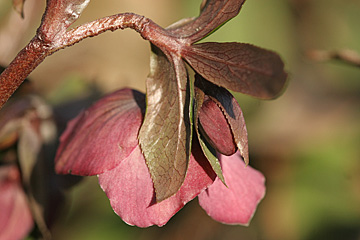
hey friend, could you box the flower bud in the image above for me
[198,96,236,156]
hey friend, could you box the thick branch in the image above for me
[0,12,177,110]
[0,37,51,109]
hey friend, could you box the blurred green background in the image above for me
[1,0,360,239]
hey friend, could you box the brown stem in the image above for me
[60,12,171,49]
[0,37,51,109]
[0,12,180,110]
[308,49,360,68]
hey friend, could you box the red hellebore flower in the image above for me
[55,88,265,227]
[55,0,287,228]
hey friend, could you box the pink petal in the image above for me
[198,152,265,225]
[55,88,145,175]
[98,144,215,227]
[0,166,33,240]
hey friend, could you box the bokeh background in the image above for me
[1,0,360,239]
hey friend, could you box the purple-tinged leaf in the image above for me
[138,45,192,202]
[55,88,145,175]
[98,143,215,227]
[198,152,265,225]
[168,0,246,43]
[0,165,33,240]
[183,42,288,99]
[194,88,226,186]
[196,76,249,164]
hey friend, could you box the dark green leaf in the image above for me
[184,42,288,99]
[138,45,192,202]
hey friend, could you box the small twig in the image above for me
[60,13,164,49]
[307,49,360,68]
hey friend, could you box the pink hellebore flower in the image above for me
[55,88,265,227]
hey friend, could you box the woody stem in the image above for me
[0,12,170,109]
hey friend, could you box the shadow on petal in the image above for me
[55,88,145,176]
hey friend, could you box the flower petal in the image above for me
[0,165,33,240]
[55,88,145,175]
[198,152,265,225]
[98,143,215,228]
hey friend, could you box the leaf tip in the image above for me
[12,0,25,19]
[242,153,249,166]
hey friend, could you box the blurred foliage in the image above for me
[1,0,360,239]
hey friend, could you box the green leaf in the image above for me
[184,42,288,99]
[194,88,226,186]
[138,45,192,202]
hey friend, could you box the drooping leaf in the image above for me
[18,117,52,239]
[198,152,265,225]
[183,42,288,99]
[196,76,249,164]
[168,0,246,43]
[55,88,145,175]
[98,143,215,227]
[12,0,26,18]
[194,87,226,185]
[18,120,42,184]
[17,96,54,184]
[138,45,192,202]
